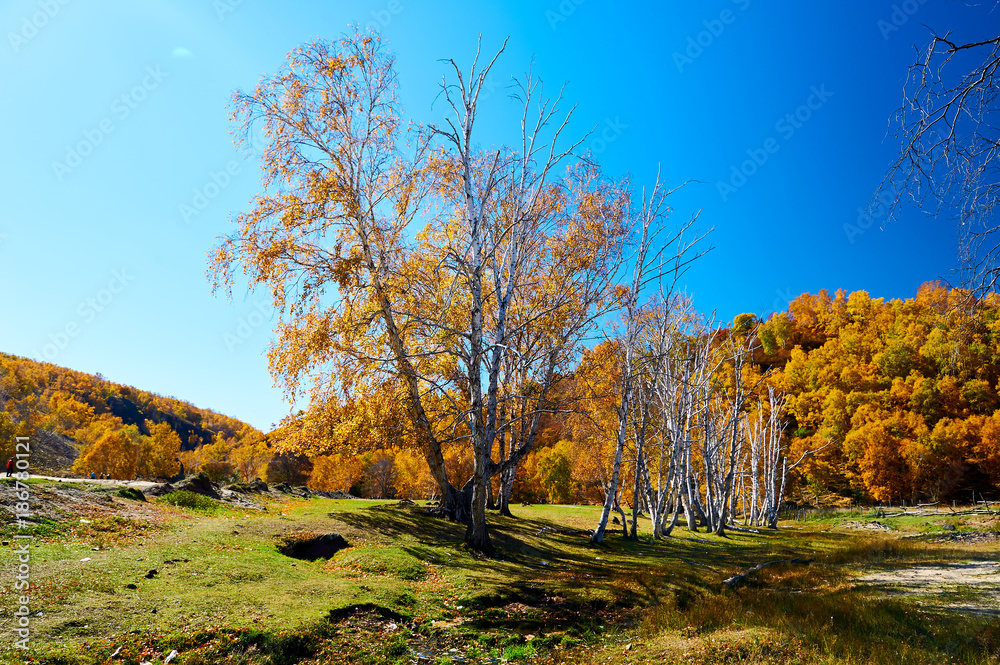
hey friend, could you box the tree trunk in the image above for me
[498,465,515,517]
[464,451,494,555]
[592,421,626,544]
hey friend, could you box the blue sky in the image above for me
[0,0,991,431]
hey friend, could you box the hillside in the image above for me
[757,282,1000,503]
[0,353,261,477]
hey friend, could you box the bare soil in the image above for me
[861,559,1000,616]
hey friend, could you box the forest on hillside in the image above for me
[0,353,263,479]
[761,282,1000,504]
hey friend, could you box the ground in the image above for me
[0,478,998,664]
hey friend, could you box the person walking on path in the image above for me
[5,458,15,477]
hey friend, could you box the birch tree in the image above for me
[212,31,630,553]
[873,31,1000,293]
[590,182,708,545]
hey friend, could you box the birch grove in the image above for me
[592,301,821,539]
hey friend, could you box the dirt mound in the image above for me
[0,479,160,523]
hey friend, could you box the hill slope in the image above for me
[0,353,261,475]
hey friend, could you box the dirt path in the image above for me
[861,561,1000,616]
[22,474,159,490]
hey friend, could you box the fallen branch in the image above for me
[726,525,761,534]
[722,557,815,589]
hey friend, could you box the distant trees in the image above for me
[0,354,261,480]
[73,420,181,480]
[265,452,313,486]
[761,282,1000,502]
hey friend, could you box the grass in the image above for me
[159,490,226,512]
[0,485,998,664]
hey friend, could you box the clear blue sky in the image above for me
[0,0,991,431]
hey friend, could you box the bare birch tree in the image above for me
[590,182,708,545]
[873,30,1000,293]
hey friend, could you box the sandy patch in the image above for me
[861,561,1000,616]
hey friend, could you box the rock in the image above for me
[116,487,146,502]
[223,479,269,494]
[144,483,175,497]
[293,486,312,498]
[273,483,293,494]
[325,490,359,500]
[173,473,221,499]
[941,523,957,531]
[125,583,137,590]
[395,499,415,508]
[145,570,158,579]
[278,533,350,561]
[219,489,267,511]
[612,517,620,525]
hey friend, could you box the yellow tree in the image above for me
[211,31,632,553]
[74,426,142,479]
[310,454,362,493]
[138,421,182,479]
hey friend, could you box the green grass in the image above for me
[1,485,998,664]
[332,544,428,581]
[158,489,225,512]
